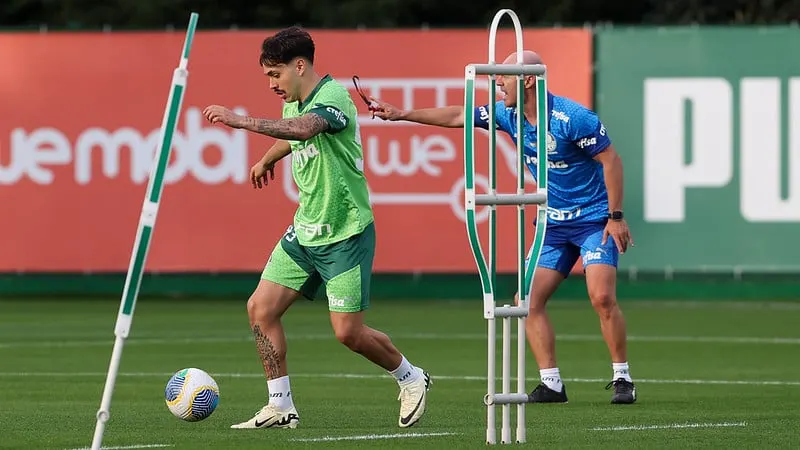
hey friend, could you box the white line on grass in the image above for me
[289,432,458,442]
[3,371,800,386]
[4,333,800,349]
[68,445,173,450]
[591,421,747,431]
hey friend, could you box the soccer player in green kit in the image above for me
[202,26,431,430]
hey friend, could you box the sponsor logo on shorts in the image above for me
[328,294,353,308]
[583,247,609,264]
[583,251,603,263]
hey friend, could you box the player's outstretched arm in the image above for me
[371,98,465,128]
[241,114,329,141]
[202,104,329,141]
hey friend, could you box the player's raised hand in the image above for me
[602,219,634,254]
[250,161,275,189]
[370,97,405,121]
[203,105,246,128]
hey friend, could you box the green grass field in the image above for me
[3,296,800,449]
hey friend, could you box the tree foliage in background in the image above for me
[1,0,799,29]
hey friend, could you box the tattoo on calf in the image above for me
[252,324,281,379]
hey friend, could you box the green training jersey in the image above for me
[282,74,374,246]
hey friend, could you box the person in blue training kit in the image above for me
[370,50,636,404]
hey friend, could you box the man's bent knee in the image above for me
[525,267,567,314]
[247,280,300,324]
[334,326,364,351]
[330,311,366,351]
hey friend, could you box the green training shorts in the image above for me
[260,222,375,313]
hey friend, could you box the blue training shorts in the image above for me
[525,221,618,278]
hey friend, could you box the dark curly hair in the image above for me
[259,26,315,67]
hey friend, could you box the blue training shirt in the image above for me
[474,92,612,227]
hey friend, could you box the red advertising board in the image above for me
[0,29,592,273]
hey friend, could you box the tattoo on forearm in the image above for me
[252,324,281,379]
[245,114,328,140]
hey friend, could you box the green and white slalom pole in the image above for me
[91,12,199,450]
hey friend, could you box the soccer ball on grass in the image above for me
[164,368,220,421]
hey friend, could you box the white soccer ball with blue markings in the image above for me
[165,368,220,421]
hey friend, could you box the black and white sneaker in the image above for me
[528,383,568,403]
[230,403,300,429]
[606,378,636,404]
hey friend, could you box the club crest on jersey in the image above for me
[546,132,557,152]
[528,132,557,153]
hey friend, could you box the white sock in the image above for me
[267,375,294,410]
[539,367,563,392]
[612,362,632,382]
[389,355,421,386]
